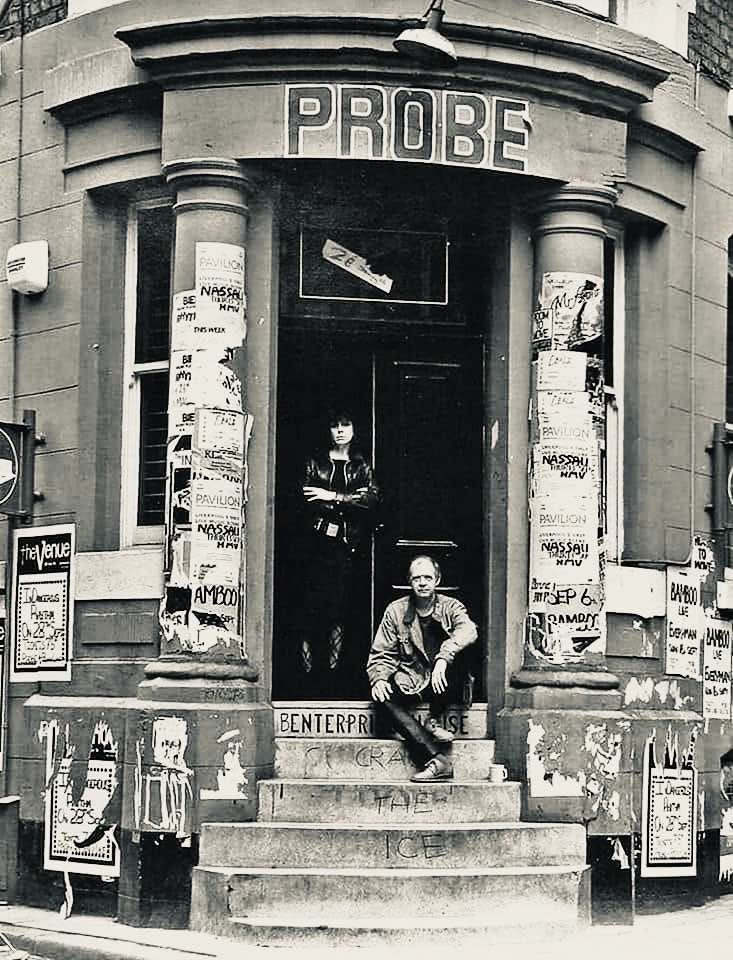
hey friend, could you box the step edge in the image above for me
[229,915,580,930]
[196,863,590,877]
[200,820,584,832]
[257,779,520,787]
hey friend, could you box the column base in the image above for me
[143,657,259,683]
[508,669,622,710]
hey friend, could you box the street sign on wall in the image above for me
[0,414,36,519]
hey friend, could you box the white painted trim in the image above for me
[614,231,625,560]
[75,547,164,601]
[606,564,665,618]
[120,198,172,548]
[605,227,625,562]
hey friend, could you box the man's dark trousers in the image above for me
[375,670,465,764]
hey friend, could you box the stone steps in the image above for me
[193,863,589,926]
[197,820,586,869]
[225,914,583,948]
[273,736,495,780]
[190,733,590,946]
[257,778,521,823]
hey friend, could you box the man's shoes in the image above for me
[410,754,454,782]
[424,718,454,744]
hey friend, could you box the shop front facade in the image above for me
[0,0,731,934]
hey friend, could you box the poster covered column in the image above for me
[148,158,257,682]
[521,182,618,685]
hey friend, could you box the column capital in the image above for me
[534,181,619,240]
[163,156,255,217]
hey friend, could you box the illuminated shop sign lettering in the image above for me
[286,84,530,172]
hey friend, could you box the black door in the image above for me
[273,331,484,700]
[373,340,484,653]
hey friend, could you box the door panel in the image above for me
[373,343,484,644]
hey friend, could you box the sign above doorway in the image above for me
[286,83,530,172]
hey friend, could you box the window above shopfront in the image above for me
[540,0,696,55]
[120,200,173,545]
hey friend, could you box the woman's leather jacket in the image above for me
[303,451,380,552]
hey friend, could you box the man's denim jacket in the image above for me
[366,593,477,694]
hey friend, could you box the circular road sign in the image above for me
[0,427,20,507]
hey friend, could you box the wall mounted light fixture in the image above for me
[393,0,458,67]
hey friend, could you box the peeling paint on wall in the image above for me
[622,675,692,710]
[583,723,623,820]
[200,728,248,801]
[141,716,193,837]
[526,719,585,798]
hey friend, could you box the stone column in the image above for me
[513,182,620,708]
[120,160,275,925]
[146,157,257,688]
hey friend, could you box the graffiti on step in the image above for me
[384,833,449,861]
[374,789,450,818]
[302,742,411,775]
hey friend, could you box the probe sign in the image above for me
[286,84,530,173]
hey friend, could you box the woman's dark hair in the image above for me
[327,408,354,428]
[323,408,364,461]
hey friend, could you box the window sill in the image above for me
[76,547,164,601]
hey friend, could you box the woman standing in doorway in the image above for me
[299,410,379,697]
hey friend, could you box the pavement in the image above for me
[1,898,732,960]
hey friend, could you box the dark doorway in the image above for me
[273,328,484,701]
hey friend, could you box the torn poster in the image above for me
[530,495,600,585]
[192,408,245,483]
[195,241,246,349]
[190,476,242,586]
[665,566,703,680]
[534,272,603,350]
[531,440,598,500]
[199,728,249,801]
[641,731,697,877]
[42,720,121,877]
[702,616,732,720]
[526,602,606,662]
[168,352,243,436]
[142,716,193,838]
[535,389,589,423]
[170,290,197,353]
[535,350,587,392]
[11,523,75,682]
[322,238,393,294]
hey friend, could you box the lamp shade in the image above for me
[393,5,457,66]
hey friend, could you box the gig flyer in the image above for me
[530,495,600,585]
[195,242,246,350]
[11,523,75,682]
[536,272,603,350]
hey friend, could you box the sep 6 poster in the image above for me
[11,523,75,682]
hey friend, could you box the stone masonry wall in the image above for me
[0,0,68,39]
[688,0,732,87]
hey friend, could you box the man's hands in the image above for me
[371,679,393,702]
[431,658,448,694]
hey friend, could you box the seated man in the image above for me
[367,555,477,782]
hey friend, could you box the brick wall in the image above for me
[0,0,68,39]
[688,0,732,86]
